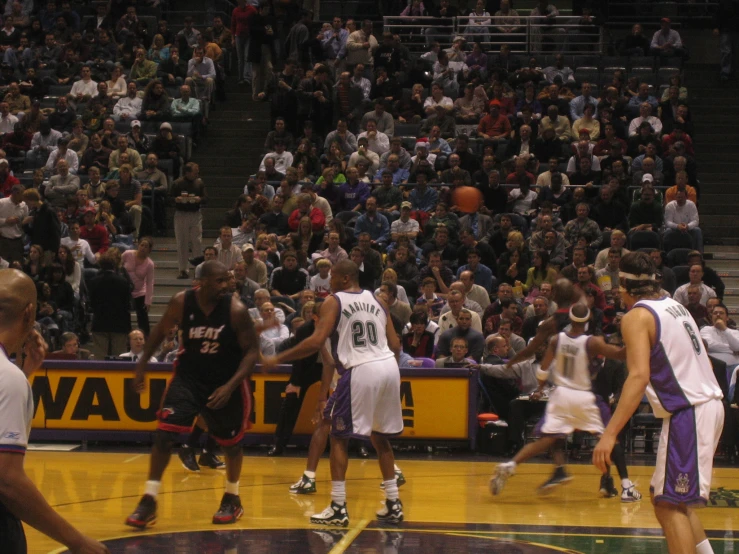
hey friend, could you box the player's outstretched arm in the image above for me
[507,317,556,367]
[593,308,653,473]
[263,296,340,369]
[588,335,626,361]
[133,292,185,391]
[0,453,109,553]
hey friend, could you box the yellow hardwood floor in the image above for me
[22,452,739,553]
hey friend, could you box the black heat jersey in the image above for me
[176,289,243,387]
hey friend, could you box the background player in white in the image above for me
[263,260,405,526]
[594,252,724,554]
[490,303,630,495]
[0,269,109,554]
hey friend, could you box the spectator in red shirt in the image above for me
[0,159,19,197]
[661,124,694,156]
[231,0,257,85]
[477,101,511,143]
[79,207,109,258]
[288,193,326,232]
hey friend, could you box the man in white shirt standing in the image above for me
[0,185,27,263]
[663,189,702,252]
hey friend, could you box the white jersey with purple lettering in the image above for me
[332,290,395,373]
[634,297,723,418]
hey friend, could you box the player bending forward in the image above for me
[126,261,260,528]
[263,260,405,526]
[491,303,640,499]
[594,252,724,554]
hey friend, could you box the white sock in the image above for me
[225,481,239,496]
[304,470,316,479]
[507,460,517,470]
[621,479,633,489]
[696,539,714,554]
[144,480,161,498]
[331,480,346,505]
[383,480,399,501]
[393,464,401,473]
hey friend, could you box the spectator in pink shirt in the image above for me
[121,236,155,336]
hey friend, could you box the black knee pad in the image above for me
[222,443,242,457]
[154,429,178,451]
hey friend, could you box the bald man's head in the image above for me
[552,278,578,307]
[0,269,38,344]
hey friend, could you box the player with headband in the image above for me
[593,252,723,554]
[490,303,633,495]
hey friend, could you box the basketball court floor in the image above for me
[25,452,739,553]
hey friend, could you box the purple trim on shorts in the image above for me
[330,293,347,375]
[656,406,702,505]
[595,394,611,427]
[328,370,355,439]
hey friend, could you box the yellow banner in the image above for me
[30,368,470,439]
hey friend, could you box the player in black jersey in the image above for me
[125,261,260,529]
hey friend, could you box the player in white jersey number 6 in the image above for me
[593,252,724,554]
[262,260,405,527]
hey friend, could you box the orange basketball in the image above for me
[453,186,483,213]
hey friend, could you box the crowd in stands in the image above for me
[3,1,735,452]
[0,0,233,356]
[215,5,731,451]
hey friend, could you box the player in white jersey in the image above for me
[263,260,405,526]
[0,269,109,554]
[594,252,724,554]
[490,303,631,496]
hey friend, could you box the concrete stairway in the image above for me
[705,246,739,313]
[191,77,271,238]
[684,63,739,242]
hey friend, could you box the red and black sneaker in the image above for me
[125,494,157,529]
[212,493,244,524]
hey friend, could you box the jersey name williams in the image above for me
[342,302,382,319]
[188,325,226,341]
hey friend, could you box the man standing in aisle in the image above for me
[171,162,206,279]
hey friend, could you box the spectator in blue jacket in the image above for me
[353,196,390,248]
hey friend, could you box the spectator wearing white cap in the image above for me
[112,81,142,122]
[242,243,268,287]
[126,119,149,154]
